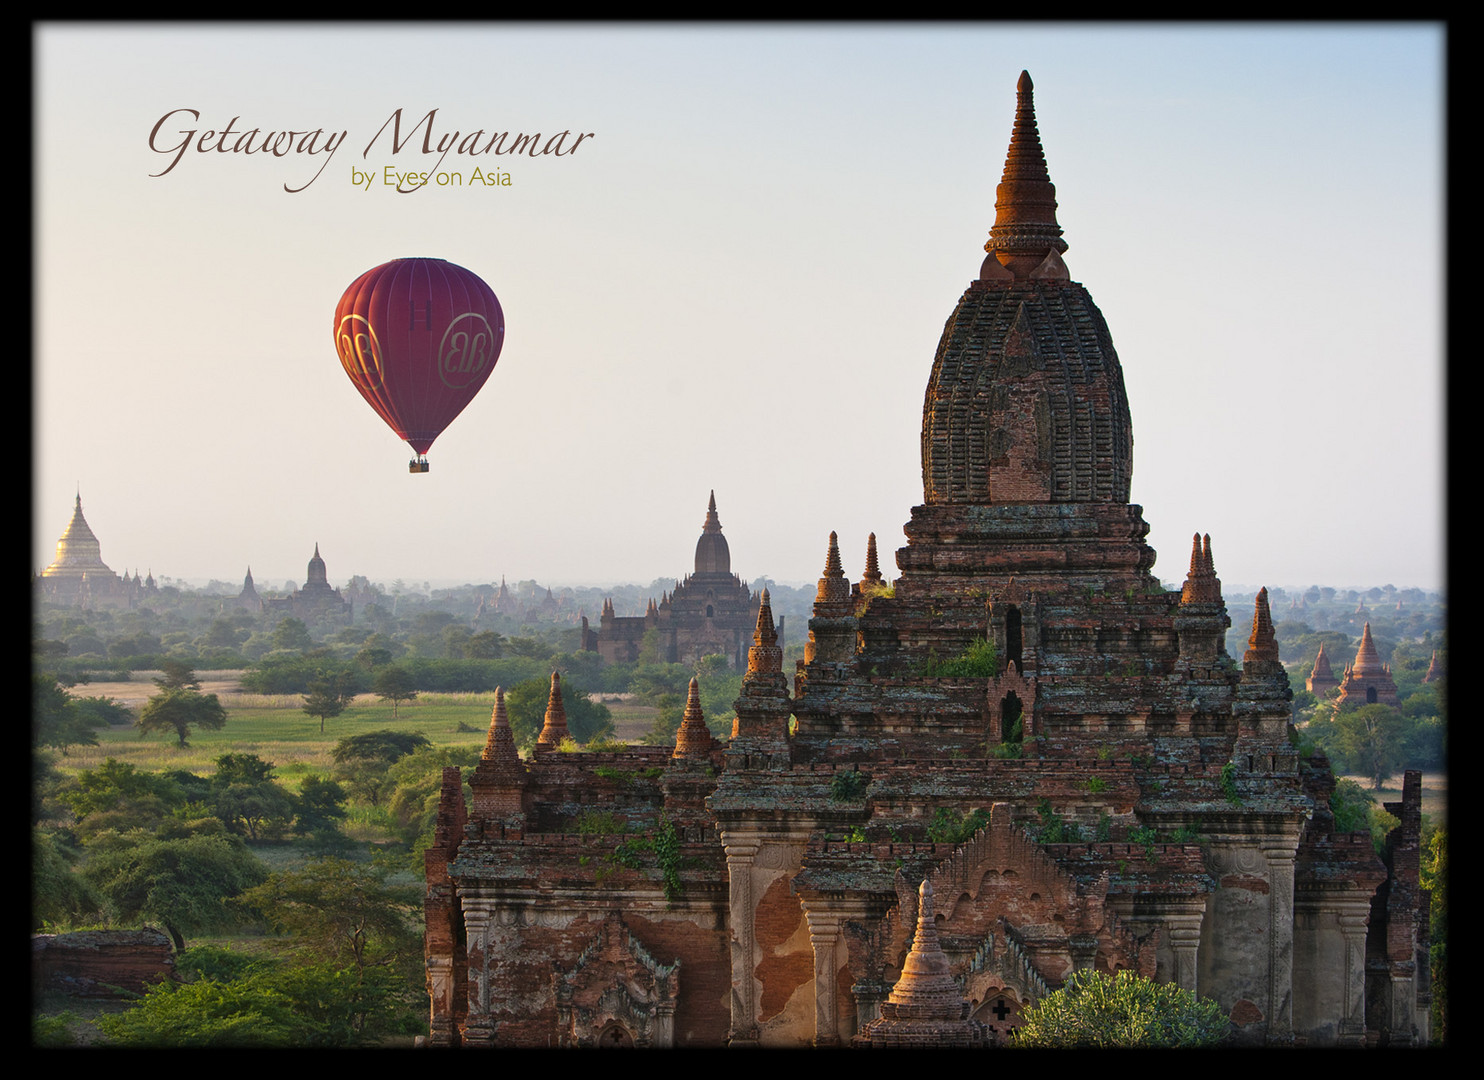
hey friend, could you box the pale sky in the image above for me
[34,24,1444,594]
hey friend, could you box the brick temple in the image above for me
[580,492,775,670]
[422,72,1429,1049]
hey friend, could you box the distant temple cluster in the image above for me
[35,495,350,625]
[260,544,352,623]
[580,492,780,670]
[35,493,156,610]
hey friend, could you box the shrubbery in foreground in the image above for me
[1010,969,1228,1048]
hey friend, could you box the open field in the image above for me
[70,672,248,708]
[54,689,500,784]
[604,702,661,742]
[1337,771,1447,828]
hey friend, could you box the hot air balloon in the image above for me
[334,258,504,472]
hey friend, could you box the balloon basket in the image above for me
[409,458,430,473]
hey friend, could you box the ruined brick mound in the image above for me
[33,929,175,998]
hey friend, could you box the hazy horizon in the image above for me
[36,25,1445,593]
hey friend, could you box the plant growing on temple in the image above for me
[613,816,685,902]
[927,807,991,845]
[1030,799,1080,844]
[1009,970,1228,1047]
[829,768,868,802]
[1423,828,1446,1043]
[923,638,998,678]
[1220,760,1241,805]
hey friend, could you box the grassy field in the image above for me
[1337,770,1448,827]
[58,682,663,785]
[56,689,499,787]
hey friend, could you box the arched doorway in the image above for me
[596,1020,634,1047]
[1000,692,1023,743]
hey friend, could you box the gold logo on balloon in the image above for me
[438,312,499,390]
[337,314,384,390]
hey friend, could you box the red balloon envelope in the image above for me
[334,258,504,461]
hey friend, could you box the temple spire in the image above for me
[816,531,851,605]
[673,676,716,759]
[482,687,521,766]
[984,70,1068,281]
[1180,533,1222,605]
[1243,587,1280,665]
[703,489,721,533]
[535,671,569,748]
[861,533,884,587]
[1352,623,1385,674]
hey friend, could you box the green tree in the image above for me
[137,686,228,748]
[333,729,432,763]
[204,618,247,649]
[505,635,554,661]
[695,653,743,738]
[271,617,313,652]
[302,673,355,734]
[381,745,480,867]
[355,645,394,670]
[71,694,133,729]
[237,857,421,975]
[1010,969,1228,1047]
[97,954,416,1047]
[466,630,504,659]
[33,673,110,754]
[372,665,418,718]
[210,753,294,842]
[330,730,432,808]
[293,775,348,839]
[641,692,685,747]
[1330,778,1375,834]
[82,828,267,950]
[58,756,183,830]
[154,658,202,692]
[32,827,100,929]
[1333,704,1410,790]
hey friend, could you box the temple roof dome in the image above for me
[43,492,114,578]
[694,490,731,576]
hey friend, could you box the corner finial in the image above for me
[536,671,569,747]
[673,676,715,759]
[861,533,884,586]
[1180,532,1222,605]
[1243,587,1279,664]
[824,531,843,578]
[482,687,521,765]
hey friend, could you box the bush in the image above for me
[1010,969,1228,1047]
[924,638,998,678]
